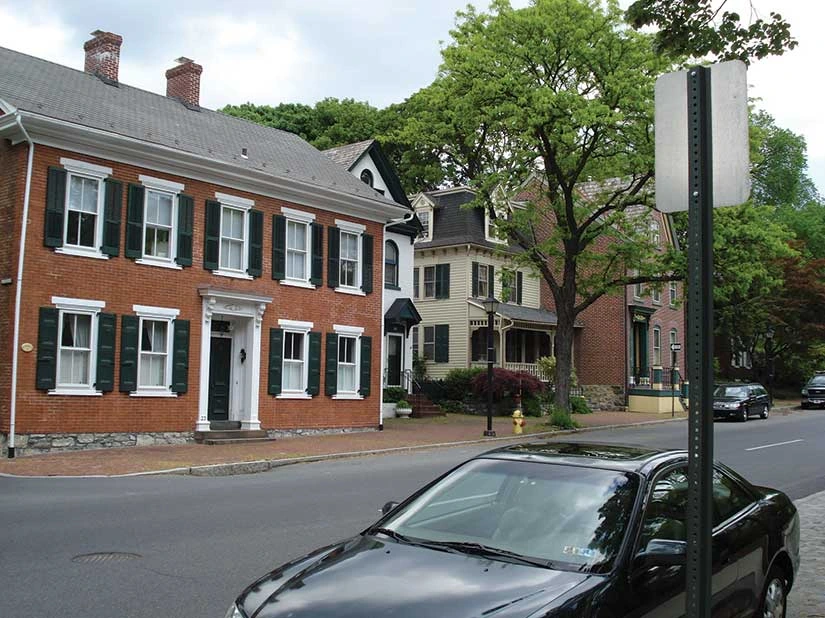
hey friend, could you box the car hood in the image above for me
[237,535,595,618]
[714,397,744,403]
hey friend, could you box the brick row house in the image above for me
[410,184,684,410]
[0,33,411,456]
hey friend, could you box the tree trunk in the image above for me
[553,296,577,412]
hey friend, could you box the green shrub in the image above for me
[471,368,545,400]
[570,396,592,414]
[383,387,407,403]
[537,356,556,382]
[548,406,579,429]
[522,395,543,417]
[438,399,465,413]
[395,400,411,409]
[443,367,484,401]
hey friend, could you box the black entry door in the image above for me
[208,337,232,421]
[387,335,402,387]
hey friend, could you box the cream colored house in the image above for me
[411,187,557,380]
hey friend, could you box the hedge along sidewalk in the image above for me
[0,410,690,478]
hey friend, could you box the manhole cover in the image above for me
[72,552,141,564]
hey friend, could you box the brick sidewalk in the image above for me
[788,490,825,618]
[0,410,685,477]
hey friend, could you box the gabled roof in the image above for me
[413,187,521,253]
[322,139,410,208]
[0,46,400,209]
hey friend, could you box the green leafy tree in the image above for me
[430,0,679,410]
[625,0,797,62]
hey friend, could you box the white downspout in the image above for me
[8,113,35,458]
[379,211,415,431]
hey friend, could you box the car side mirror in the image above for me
[635,539,687,568]
[380,501,400,516]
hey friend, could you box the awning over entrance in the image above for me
[384,297,422,333]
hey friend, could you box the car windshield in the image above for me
[810,375,825,386]
[375,458,639,573]
[714,386,748,398]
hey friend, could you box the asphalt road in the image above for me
[1,409,822,618]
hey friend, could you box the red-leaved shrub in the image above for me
[471,368,545,401]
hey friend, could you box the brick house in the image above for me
[0,33,410,456]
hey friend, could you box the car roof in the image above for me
[478,441,686,475]
[715,382,761,388]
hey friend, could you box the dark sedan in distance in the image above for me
[225,442,799,618]
[713,383,772,421]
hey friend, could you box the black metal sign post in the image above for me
[686,65,715,618]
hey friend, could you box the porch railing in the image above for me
[629,366,682,390]
[470,361,552,381]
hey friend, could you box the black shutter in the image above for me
[44,167,66,247]
[203,200,221,270]
[472,262,479,297]
[125,184,144,259]
[517,271,523,305]
[311,223,324,286]
[101,179,122,256]
[248,209,263,277]
[435,325,449,363]
[413,267,419,298]
[488,265,495,299]
[95,313,116,392]
[327,227,340,289]
[307,331,321,396]
[119,315,139,392]
[35,307,59,390]
[359,336,372,397]
[176,194,194,266]
[361,233,374,294]
[272,215,286,280]
[436,264,451,299]
[171,319,190,393]
[325,332,338,395]
[268,328,283,395]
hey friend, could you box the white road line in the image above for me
[745,439,804,452]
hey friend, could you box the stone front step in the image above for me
[194,429,270,444]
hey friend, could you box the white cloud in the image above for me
[0,5,77,66]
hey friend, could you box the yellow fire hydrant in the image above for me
[512,408,525,435]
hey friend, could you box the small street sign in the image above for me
[670,343,682,352]
[655,60,750,213]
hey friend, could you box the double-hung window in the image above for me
[385,240,399,288]
[338,336,358,392]
[287,221,308,280]
[477,264,490,298]
[417,209,430,241]
[221,206,246,271]
[652,287,662,305]
[52,297,106,395]
[669,281,678,306]
[279,319,313,396]
[133,305,179,396]
[57,159,112,258]
[423,266,436,299]
[137,175,184,267]
[340,231,359,287]
[652,326,662,366]
[423,326,435,360]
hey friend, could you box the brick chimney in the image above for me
[166,57,203,108]
[83,30,123,83]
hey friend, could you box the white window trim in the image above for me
[652,287,662,305]
[139,182,179,266]
[215,193,253,277]
[335,225,362,293]
[277,319,313,399]
[332,324,364,400]
[669,281,678,306]
[423,265,436,299]
[49,297,105,396]
[139,174,185,193]
[132,305,179,397]
[484,207,508,244]
[58,162,109,259]
[284,216,312,285]
[415,208,432,241]
[477,263,490,298]
[652,326,662,367]
[60,158,112,178]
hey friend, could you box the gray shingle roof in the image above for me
[0,46,397,207]
[496,303,558,325]
[322,140,374,169]
[415,188,521,253]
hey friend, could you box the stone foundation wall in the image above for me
[581,384,625,410]
[265,427,375,440]
[1,431,194,457]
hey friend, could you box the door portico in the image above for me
[197,287,272,432]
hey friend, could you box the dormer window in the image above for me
[485,203,508,244]
[417,209,431,241]
[360,169,374,187]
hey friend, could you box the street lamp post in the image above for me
[766,326,775,404]
[482,296,500,437]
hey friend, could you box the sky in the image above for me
[0,0,821,195]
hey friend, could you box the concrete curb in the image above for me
[2,405,799,479]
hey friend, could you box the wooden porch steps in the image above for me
[194,429,275,445]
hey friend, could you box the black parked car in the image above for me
[801,371,825,409]
[225,442,799,618]
[713,383,771,421]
